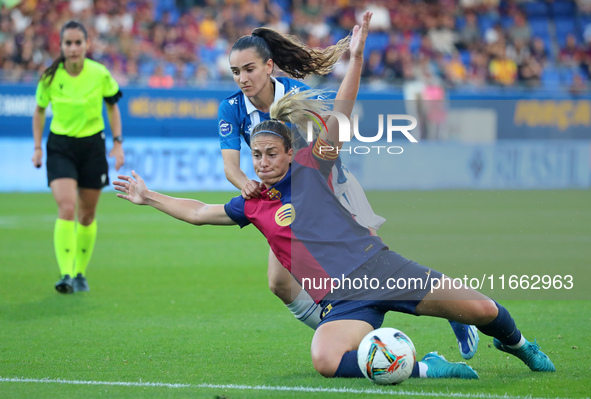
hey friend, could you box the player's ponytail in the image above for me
[40,20,88,86]
[231,28,350,79]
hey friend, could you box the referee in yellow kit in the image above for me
[32,20,125,294]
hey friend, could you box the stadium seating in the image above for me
[0,0,588,91]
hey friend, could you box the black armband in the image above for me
[104,90,123,104]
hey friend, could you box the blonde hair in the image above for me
[251,89,334,150]
[273,89,333,131]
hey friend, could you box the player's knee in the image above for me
[57,202,76,220]
[268,279,292,304]
[470,299,499,325]
[311,347,341,378]
[78,211,95,226]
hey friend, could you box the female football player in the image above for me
[32,20,124,293]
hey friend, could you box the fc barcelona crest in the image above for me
[267,188,282,200]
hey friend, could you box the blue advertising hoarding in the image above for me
[1,84,590,192]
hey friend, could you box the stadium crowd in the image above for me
[1,0,590,91]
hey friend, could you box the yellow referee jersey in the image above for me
[35,59,119,138]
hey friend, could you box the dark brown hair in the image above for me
[231,27,350,79]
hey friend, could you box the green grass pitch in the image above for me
[0,190,589,398]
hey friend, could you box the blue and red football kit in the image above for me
[224,139,444,328]
[224,139,387,301]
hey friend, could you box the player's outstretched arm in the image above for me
[114,171,236,226]
[322,10,371,148]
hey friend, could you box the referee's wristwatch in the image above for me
[113,136,124,144]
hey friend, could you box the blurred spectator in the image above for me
[0,0,586,92]
[362,49,385,80]
[200,8,220,44]
[421,82,447,140]
[485,22,504,44]
[304,13,331,40]
[360,1,391,32]
[458,12,481,50]
[10,3,31,33]
[189,63,211,87]
[559,34,584,68]
[0,15,13,45]
[414,53,443,84]
[418,35,437,60]
[298,0,323,20]
[382,45,403,82]
[506,38,530,66]
[267,13,289,34]
[530,37,549,66]
[489,47,518,86]
[125,58,140,86]
[148,63,174,88]
[518,55,542,87]
[428,13,458,55]
[577,0,591,15]
[508,11,531,45]
[444,51,468,85]
[111,58,128,86]
[569,72,587,95]
[467,49,489,86]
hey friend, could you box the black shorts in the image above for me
[46,131,109,189]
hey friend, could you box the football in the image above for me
[357,327,416,385]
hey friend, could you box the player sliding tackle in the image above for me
[115,11,554,380]
[219,13,477,359]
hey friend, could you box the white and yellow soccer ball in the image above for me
[357,327,416,385]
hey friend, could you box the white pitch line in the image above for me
[0,377,587,399]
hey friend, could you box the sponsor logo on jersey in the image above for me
[219,120,232,136]
[267,188,282,200]
[275,204,295,226]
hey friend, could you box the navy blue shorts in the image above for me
[317,250,443,329]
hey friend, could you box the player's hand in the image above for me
[32,148,43,168]
[241,179,262,200]
[109,144,125,171]
[114,170,149,205]
[350,11,372,61]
